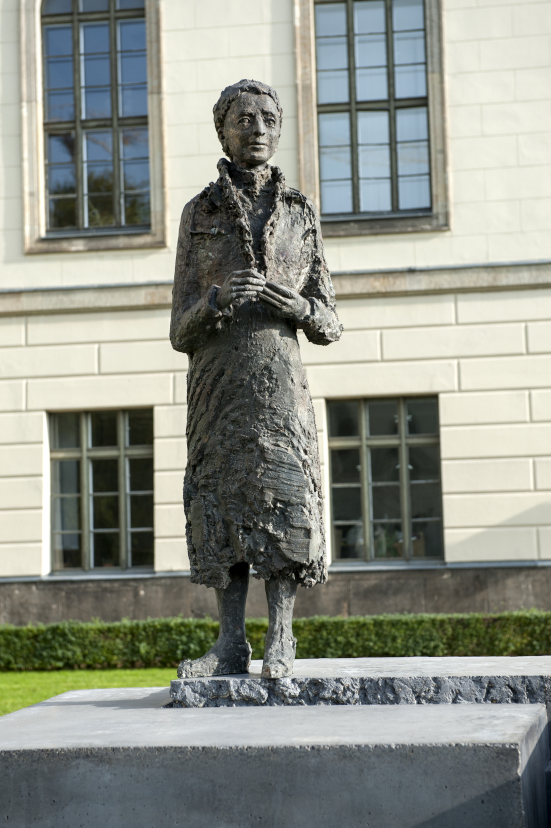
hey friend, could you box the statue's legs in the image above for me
[261,574,298,679]
[177,562,252,678]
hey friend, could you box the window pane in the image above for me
[90,411,118,446]
[87,195,114,225]
[409,445,440,481]
[396,107,428,142]
[320,146,352,181]
[333,524,364,559]
[83,88,112,118]
[393,0,424,31]
[130,494,153,528]
[366,399,398,435]
[80,0,109,9]
[130,531,153,566]
[370,447,399,483]
[395,64,426,98]
[321,180,353,214]
[122,160,149,190]
[49,197,77,227]
[85,130,112,161]
[49,164,76,194]
[123,193,149,225]
[316,37,348,71]
[394,30,425,65]
[120,85,148,117]
[92,458,118,492]
[359,145,390,179]
[317,71,349,105]
[315,3,347,37]
[412,521,443,558]
[92,494,119,528]
[411,483,442,519]
[87,163,114,193]
[333,487,362,521]
[398,174,430,209]
[331,449,361,484]
[121,127,149,159]
[92,532,119,567]
[129,457,153,491]
[372,485,400,520]
[328,400,359,437]
[373,522,403,558]
[354,1,385,34]
[117,0,145,8]
[83,55,111,86]
[356,67,387,101]
[82,23,110,53]
[47,91,75,121]
[397,140,429,177]
[44,26,73,56]
[53,533,82,569]
[46,58,73,88]
[54,496,80,531]
[355,34,386,68]
[120,52,148,84]
[51,412,80,448]
[359,178,391,211]
[119,20,146,51]
[127,410,153,445]
[52,460,81,494]
[407,398,439,434]
[43,0,73,13]
[48,133,75,164]
[358,110,389,145]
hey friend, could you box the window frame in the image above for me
[21,0,166,254]
[49,409,154,572]
[294,0,448,237]
[327,396,443,564]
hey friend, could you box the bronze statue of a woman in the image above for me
[170,79,342,679]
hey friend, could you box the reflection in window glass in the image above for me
[121,128,150,225]
[357,112,391,212]
[44,25,74,122]
[318,113,352,214]
[81,23,111,119]
[84,130,114,227]
[47,133,77,228]
[315,3,349,105]
[118,20,148,117]
[328,397,443,562]
[354,0,387,101]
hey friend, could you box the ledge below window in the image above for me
[25,227,166,255]
[321,210,448,238]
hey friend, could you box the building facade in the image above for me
[1,0,551,622]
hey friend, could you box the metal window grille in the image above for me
[50,409,154,571]
[327,397,443,562]
[314,0,431,218]
[41,0,151,235]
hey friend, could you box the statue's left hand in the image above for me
[259,282,309,322]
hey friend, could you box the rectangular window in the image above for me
[310,0,446,234]
[50,409,154,571]
[327,397,443,562]
[42,0,150,235]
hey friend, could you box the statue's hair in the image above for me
[213,79,282,157]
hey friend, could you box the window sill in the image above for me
[25,228,166,255]
[329,560,444,572]
[321,211,448,238]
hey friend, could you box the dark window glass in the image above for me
[129,457,153,491]
[53,533,82,569]
[80,0,109,10]
[367,399,398,436]
[333,524,364,559]
[93,532,119,566]
[44,25,74,122]
[373,522,403,558]
[328,400,359,437]
[44,0,72,12]
[331,448,360,483]
[130,531,153,566]
[127,409,153,445]
[51,412,80,448]
[92,458,118,492]
[117,0,145,7]
[53,459,81,494]
[90,411,118,446]
[333,487,362,521]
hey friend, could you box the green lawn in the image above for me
[0,669,174,717]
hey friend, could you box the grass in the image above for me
[0,668,174,717]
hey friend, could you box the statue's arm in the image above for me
[297,211,343,346]
[169,201,230,355]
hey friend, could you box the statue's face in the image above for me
[223,93,281,168]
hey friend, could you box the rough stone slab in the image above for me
[0,688,548,828]
[170,656,551,707]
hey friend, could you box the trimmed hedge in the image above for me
[2,610,551,671]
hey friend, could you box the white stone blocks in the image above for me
[154,537,190,573]
[0,412,43,443]
[441,424,551,459]
[155,503,186,538]
[154,438,187,472]
[0,477,42,510]
[460,355,551,391]
[442,459,532,493]
[0,543,44,577]
[444,527,539,562]
[444,492,551,528]
[300,329,379,365]
[306,360,457,399]
[479,36,550,72]
[528,322,551,353]
[535,459,551,490]
[0,509,42,544]
[1,344,96,380]
[539,527,551,559]
[337,294,455,330]
[445,7,513,42]
[383,323,524,361]
[0,381,24,412]
[154,405,187,438]
[0,445,43,477]
[439,391,529,425]
[27,373,173,411]
[99,340,184,374]
[0,317,24,346]
[27,309,170,345]
[531,390,551,421]
[154,471,182,505]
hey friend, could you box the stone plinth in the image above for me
[0,687,548,828]
[169,656,551,707]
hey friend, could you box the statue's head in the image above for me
[213,79,282,169]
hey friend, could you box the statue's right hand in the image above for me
[216,269,265,310]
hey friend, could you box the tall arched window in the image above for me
[42,0,150,235]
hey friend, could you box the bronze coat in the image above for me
[170,167,342,589]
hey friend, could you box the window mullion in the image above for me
[118,410,127,569]
[360,399,371,561]
[385,0,399,212]
[110,0,122,227]
[73,6,85,230]
[347,0,360,215]
[80,412,90,570]
[398,398,411,561]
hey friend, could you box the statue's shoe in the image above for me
[261,635,297,679]
[177,641,252,678]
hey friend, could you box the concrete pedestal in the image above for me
[0,684,548,828]
[170,656,551,707]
